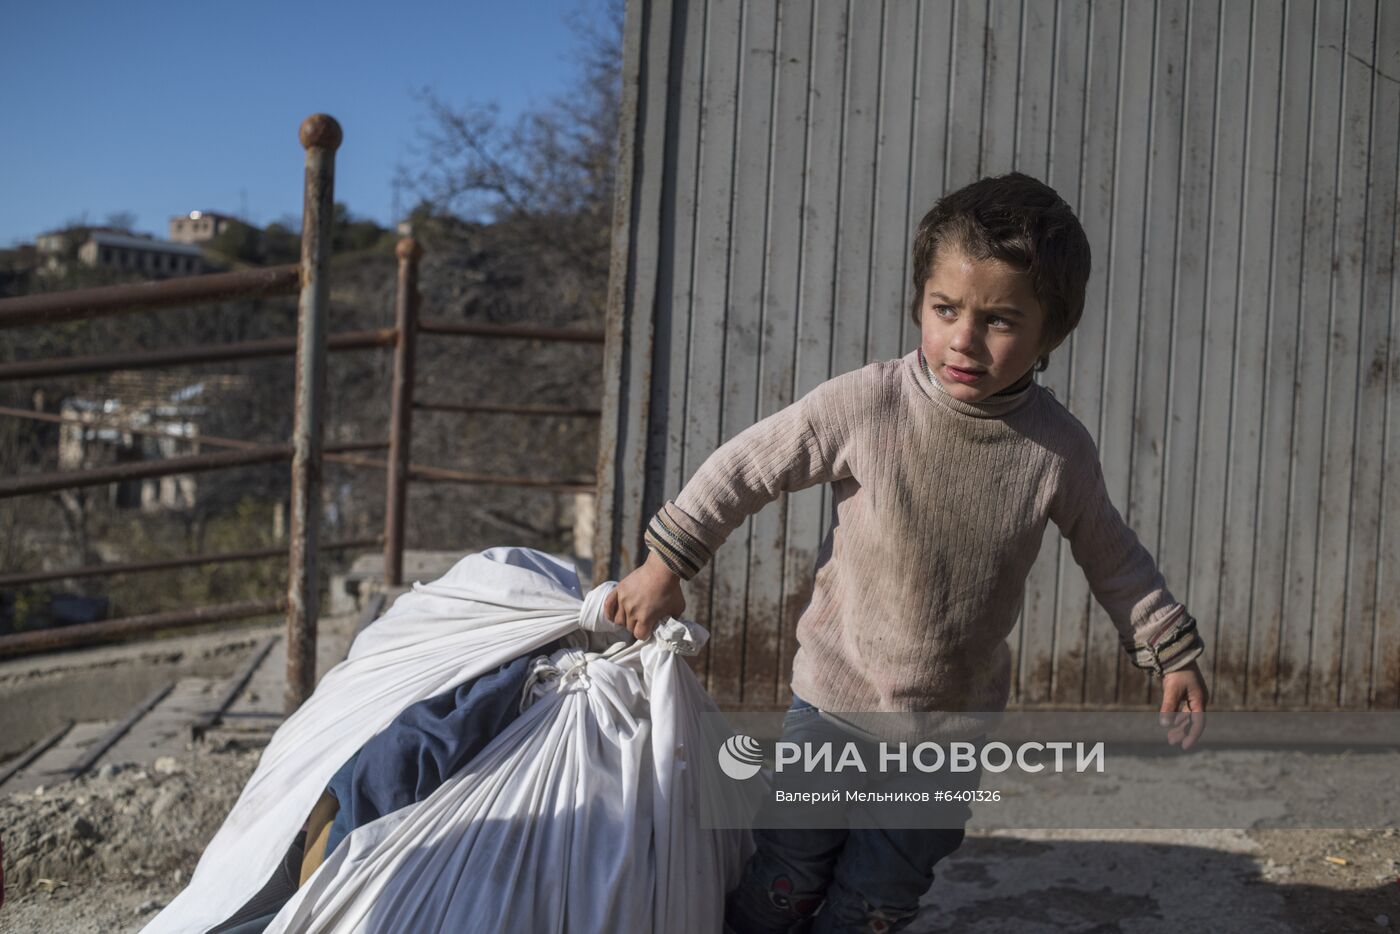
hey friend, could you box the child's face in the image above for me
[918,246,1049,403]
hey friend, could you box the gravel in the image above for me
[0,734,263,934]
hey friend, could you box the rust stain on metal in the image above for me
[299,112,344,151]
[707,575,744,704]
[1374,612,1400,707]
[1022,656,1055,704]
[740,606,783,709]
[408,464,595,492]
[1366,341,1389,386]
[0,404,381,462]
[0,329,395,383]
[1208,654,1250,709]
[0,266,299,330]
[0,537,379,588]
[0,445,292,499]
[414,401,603,418]
[285,113,341,715]
[416,319,605,344]
[0,600,284,659]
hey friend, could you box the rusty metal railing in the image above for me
[377,240,603,587]
[0,112,606,711]
[0,266,300,329]
[0,538,380,589]
[0,114,347,711]
[0,330,394,382]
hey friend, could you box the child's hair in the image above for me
[908,172,1091,372]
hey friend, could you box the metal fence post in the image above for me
[384,237,421,587]
[286,113,341,714]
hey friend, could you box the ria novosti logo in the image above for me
[717,734,764,780]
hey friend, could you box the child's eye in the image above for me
[988,315,1012,330]
[933,304,956,319]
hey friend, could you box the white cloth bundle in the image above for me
[145,547,754,934]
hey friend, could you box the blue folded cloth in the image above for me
[324,642,557,855]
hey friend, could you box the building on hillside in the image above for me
[35,227,205,278]
[33,230,80,255]
[78,230,205,277]
[169,210,240,244]
[57,374,247,512]
[34,227,120,274]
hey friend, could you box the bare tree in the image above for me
[399,0,623,329]
[380,0,623,556]
[104,210,138,232]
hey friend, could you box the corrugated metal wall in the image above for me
[596,0,1400,710]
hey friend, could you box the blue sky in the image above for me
[0,0,600,246]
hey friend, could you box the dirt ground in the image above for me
[909,827,1400,933]
[0,732,263,934]
[2,737,1397,933]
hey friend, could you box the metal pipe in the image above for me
[413,401,602,418]
[0,720,73,789]
[0,329,396,383]
[0,444,292,498]
[384,237,421,587]
[0,404,385,461]
[285,113,340,714]
[0,266,299,330]
[416,319,605,344]
[0,599,285,659]
[315,451,387,471]
[409,463,595,493]
[0,536,381,588]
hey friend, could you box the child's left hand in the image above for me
[1159,661,1209,751]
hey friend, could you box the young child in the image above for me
[604,172,1209,933]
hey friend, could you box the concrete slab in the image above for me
[0,612,364,782]
[913,829,1281,932]
[4,719,117,794]
[0,623,277,759]
[218,612,361,739]
[328,549,463,616]
[97,677,223,767]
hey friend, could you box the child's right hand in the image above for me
[604,551,686,640]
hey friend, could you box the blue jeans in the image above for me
[725,694,979,934]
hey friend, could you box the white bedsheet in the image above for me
[144,547,753,933]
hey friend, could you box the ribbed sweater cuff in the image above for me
[1126,611,1205,677]
[643,503,714,581]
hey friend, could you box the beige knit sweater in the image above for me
[645,348,1204,715]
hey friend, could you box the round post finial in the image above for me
[299,114,343,151]
[396,237,423,263]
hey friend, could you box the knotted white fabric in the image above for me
[578,578,622,634]
[144,547,754,934]
[652,617,704,657]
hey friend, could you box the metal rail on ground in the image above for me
[67,683,174,779]
[190,635,282,742]
[0,721,73,789]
